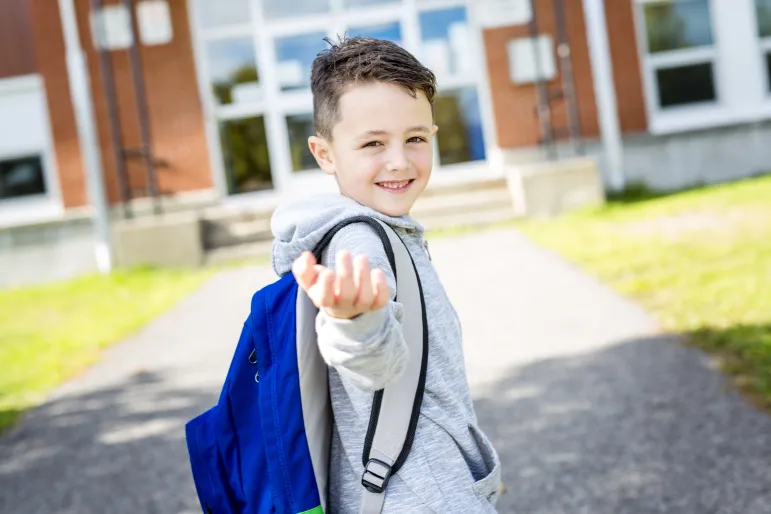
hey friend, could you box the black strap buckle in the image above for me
[361,458,392,494]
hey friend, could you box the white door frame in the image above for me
[187,0,499,204]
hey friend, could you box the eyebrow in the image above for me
[359,126,432,138]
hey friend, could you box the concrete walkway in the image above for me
[2,228,770,513]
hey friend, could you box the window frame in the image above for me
[188,0,494,198]
[0,75,62,227]
[634,0,771,135]
[634,0,721,123]
[758,0,771,93]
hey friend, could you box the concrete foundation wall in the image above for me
[617,122,771,191]
[0,216,97,289]
[503,121,771,192]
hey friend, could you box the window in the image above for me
[419,7,472,76]
[286,113,317,172]
[275,33,327,91]
[263,0,331,20]
[192,0,489,196]
[206,37,260,105]
[195,0,250,29]
[434,88,486,165]
[758,0,771,91]
[0,155,46,200]
[656,63,715,107]
[219,117,273,193]
[348,22,402,46]
[345,0,400,9]
[640,0,717,109]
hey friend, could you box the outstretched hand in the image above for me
[292,250,390,319]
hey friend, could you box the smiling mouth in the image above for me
[376,179,415,192]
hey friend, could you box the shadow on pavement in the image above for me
[475,334,771,514]
[2,334,771,513]
[0,369,211,513]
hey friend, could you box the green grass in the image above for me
[0,266,213,432]
[516,175,771,406]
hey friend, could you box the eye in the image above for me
[362,141,383,148]
[407,136,427,144]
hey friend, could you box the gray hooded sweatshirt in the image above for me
[271,193,501,513]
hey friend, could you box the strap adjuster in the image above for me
[361,458,392,494]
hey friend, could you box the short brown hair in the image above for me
[310,35,437,140]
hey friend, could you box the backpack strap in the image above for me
[311,216,428,514]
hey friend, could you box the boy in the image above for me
[270,36,501,513]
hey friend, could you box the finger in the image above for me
[308,269,336,308]
[371,268,390,310]
[353,255,374,308]
[292,252,319,292]
[335,251,356,306]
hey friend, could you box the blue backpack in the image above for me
[185,216,428,514]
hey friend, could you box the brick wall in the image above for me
[483,0,648,149]
[0,0,37,79]
[28,0,212,208]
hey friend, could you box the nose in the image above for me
[385,146,409,173]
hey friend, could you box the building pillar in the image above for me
[58,0,113,272]
[582,0,625,192]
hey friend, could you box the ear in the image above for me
[430,124,439,136]
[308,135,336,176]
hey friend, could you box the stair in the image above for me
[200,177,516,265]
[411,178,515,231]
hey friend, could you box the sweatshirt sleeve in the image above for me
[315,223,408,392]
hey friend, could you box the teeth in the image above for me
[379,180,410,189]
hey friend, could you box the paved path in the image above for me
[2,228,770,513]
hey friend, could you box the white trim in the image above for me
[412,0,467,10]
[0,74,64,219]
[197,24,253,41]
[187,0,229,199]
[216,101,266,120]
[646,46,716,68]
[255,1,293,192]
[0,74,43,95]
[634,0,771,135]
[434,74,482,90]
[0,195,64,228]
[188,0,494,197]
[276,92,314,115]
[467,1,501,173]
[650,102,771,134]
[583,0,624,191]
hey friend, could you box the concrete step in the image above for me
[203,239,274,266]
[420,177,507,198]
[200,177,515,250]
[418,206,517,232]
[201,216,272,249]
[411,186,512,218]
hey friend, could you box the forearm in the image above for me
[316,301,407,392]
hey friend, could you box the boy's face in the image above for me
[309,81,438,217]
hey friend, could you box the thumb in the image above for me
[292,252,319,292]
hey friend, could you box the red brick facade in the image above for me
[28,0,211,208]
[482,0,647,149]
[15,0,649,210]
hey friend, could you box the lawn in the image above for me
[0,267,212,432]
[517,174,771,407]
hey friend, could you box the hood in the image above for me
[270,193,424,276]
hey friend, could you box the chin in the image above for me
[375,202,412,217]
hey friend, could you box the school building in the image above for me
[1,0,770,284]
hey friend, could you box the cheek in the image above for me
[409,146,433,173]
[339,152,384,186]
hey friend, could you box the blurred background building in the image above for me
[1,0,770,285]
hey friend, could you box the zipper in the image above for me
[422,239,432,261]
